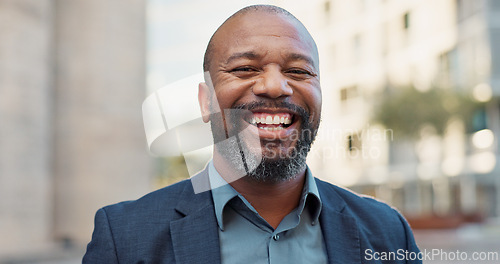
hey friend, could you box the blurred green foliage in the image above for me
[155,156,190,188]
[372,87,483,138]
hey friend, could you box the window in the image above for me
[353,33,363,64]
[437,48,457,88]
[471,107,487,132]
[403,12,410,30]
[439,52,450,74]
[347,133,362,152]
[324,0,332,24]
[402,12,411,46]
[340,85,359,101]
[324,0,331,14]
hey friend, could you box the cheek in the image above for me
[311,90,322,121]
[213,78,256,108]
[294,81,322,113]
[311,89,322,112]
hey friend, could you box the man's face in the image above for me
[201,12,322,182]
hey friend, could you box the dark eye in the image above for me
[229,66,259,78]
[287,69,309,74]
[230,66,257,72]
[285,68,314,80]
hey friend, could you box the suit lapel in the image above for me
[170,169,221,264]
[317,180,361,264]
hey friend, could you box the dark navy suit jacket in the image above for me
[83,168,421,263]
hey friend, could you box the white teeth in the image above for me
[261,126,284,131]
[265,116,273,124]
[252,114,293,127]
[253,115,292,124]
[273,116,280,124]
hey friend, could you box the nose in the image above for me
[252,66,293,99]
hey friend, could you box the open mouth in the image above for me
[246,112,296,131]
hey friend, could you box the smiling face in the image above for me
[199,10,322,182]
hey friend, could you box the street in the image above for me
[413,219,500,263]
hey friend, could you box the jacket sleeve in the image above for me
[83,208,119,263]
[396,211,422,264]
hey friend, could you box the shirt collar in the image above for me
[300,166,322,224]
[208,161,322,231]
[208,161,239,231]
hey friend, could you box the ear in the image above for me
[198,82,211,123]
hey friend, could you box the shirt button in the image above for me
[273,234,280,241]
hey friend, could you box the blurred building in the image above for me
[147,0,500,226]
[275,0,500,225]
[0,0,152,261]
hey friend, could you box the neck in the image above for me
[213,152,306,229]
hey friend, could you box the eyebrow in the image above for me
[224,51,316,69]
[286,53,316,69]
[225,51,260,65]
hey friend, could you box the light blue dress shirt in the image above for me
[208,161,328,264]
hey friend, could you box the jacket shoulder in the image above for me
[102,178,191,220]
[315,178,409,239]
[85,179,196,263]
[316,178,399,216]
[316,178,420,261]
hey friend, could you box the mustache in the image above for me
[231,101,310,121]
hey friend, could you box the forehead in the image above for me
[212,12,318,67]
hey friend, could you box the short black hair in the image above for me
[202,5,299,73]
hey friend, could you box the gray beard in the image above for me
[210,102,318,183]
[214,135,309,183]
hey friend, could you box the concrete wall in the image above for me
[53,0,151,245]
[0,0,152,258]
[0,0,55,255]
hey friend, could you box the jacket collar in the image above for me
[316,179,361,264]
[170,169,222,264]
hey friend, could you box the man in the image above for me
[84,5,421,263]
